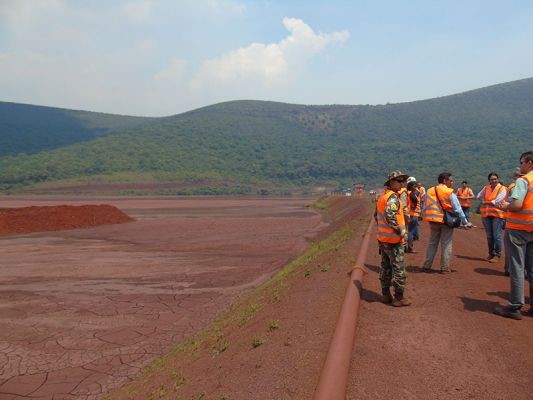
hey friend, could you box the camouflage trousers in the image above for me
[379,241,407,293]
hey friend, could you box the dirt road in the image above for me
[349,221,532,400]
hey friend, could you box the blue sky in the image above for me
[1,0,532,117]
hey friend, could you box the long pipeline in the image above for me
[312,216,375,400]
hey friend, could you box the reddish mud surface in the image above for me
[108,210,532,400]
[2,196,531,400]
[349,221,533,400]
[0,205,132,236]
[0,196,327,400]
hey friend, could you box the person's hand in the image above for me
[496,200,509,210]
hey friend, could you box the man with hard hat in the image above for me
[375,170,411,307]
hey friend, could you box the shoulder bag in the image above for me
[434,186,461,228]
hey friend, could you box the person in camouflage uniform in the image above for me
[375,170,412,307]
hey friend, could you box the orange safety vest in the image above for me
[456,187,474,208]
[407,188,421,217]
[376,189,406,244]
[423,184,453,223]
[506,172,533,231]
[480,184,505,219]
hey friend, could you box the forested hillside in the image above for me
[1,78,532,194]
[0,102,154,157]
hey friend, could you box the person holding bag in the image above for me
[422,172,473,274]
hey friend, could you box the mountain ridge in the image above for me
[1,77,532,194]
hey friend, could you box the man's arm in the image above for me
[497,178,527,211]
[384,193,406,236]
[450,193,471,226]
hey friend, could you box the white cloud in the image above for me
[192,17,349,88]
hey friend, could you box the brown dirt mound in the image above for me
[0,205,133,235]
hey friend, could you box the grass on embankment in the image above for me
[105,196,373,400]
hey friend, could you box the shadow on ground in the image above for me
[460,296,502,314]
[365,263,379,274]
[475,267,506,276]
[456,254,487,262]
[487,291,509,300]
[361,288,381,303]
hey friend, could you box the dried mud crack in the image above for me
[1,196,348,400]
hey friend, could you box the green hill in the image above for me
[0,101,154,157]
[1,78,532,194]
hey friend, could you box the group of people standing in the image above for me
[374,150,533,320]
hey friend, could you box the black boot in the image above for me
[381,288,393,304]
[392,291,412,307]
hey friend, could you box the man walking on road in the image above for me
[422,172,473,274]
[495,151,533,320]
[375,170,411,307]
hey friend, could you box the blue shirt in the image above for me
[450,193,468,225]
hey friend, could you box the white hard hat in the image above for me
[406,176,416,184]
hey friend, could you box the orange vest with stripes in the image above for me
[480,184,505,219]
[423,184,453,223]
[456,187,474,208]
[376,190,405,244]
[506,172,533,231]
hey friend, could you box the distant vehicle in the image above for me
[369,190,376,195]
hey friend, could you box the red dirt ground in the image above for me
[0,196,329,400]
[0,205,132,236]
[107,210,532,400]
[2,197,531,400]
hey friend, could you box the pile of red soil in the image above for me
[0,205,133,236]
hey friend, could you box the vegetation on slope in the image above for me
[0,101,154,157]
[1,78,532,193]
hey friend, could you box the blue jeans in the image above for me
[482,217,504,257]
[461,206,470,222]
[407,217,419,248]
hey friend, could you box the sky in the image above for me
[1,0,533,117]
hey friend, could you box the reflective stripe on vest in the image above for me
[480,184,505,219]
[422,185,453,223]
[457,187,473,208]
[506,172,533,231]
[376,189,405,243]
